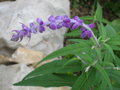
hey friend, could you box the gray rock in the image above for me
[0,0,70,55]
[0,64,70,90]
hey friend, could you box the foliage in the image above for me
[14,3,120,90]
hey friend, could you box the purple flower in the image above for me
[21,24,31,39]
[36,18,46,33]
[30,23,37,33]
[11,23,32,41]
[71,16,83,30]
[11,30,20,41]
[89,23,96,28]
[81,30,92,38]
[11,30,26,41]
[63,16,71,28]
[80,23,95,38]
[48,16,57,30]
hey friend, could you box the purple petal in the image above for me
[36,18,43,25]
[80,27,86,31]
[49,23,57,30]
[55,16,63,20]
[81,30,93,38]
[73,16,80,21]
[78,19,83,24]
[89,23,96,28]
[81,31,87,38]
[86,30,92,38]
[73,16,83,24]
[72,22,81,30]
[63,15,68,19]
[30,23,37,33]
[19,30,26,41]
[57,23,63,29]
[30,22,35,27]
[21,24,29,31]
[39,26,45,33]
[11,34,19,41]
[26,32,31,38]
[48,15,55,22]
[63,18,71,23]
[63,23,71,28]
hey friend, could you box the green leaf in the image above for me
[101,18,110,24]
[68,39,92,45]
[105,24,117,37]
[76,53,93,64]
[14,73,78,87]
[107,69,120,85]
[72,70,96,90]
[107,36,120,46]
[103,50,112,62]
[114,55,120,66]
[80,16,94,20]
[95,3,102,21]
[104,44,115,60]
[24,59,82,80]
[98,22,107,40]
[80,16,109,24]
[97,79,107,90]
[95,64,112,90]
[110,45,120,51]
[111,19,120,34]
[37,43,91,64]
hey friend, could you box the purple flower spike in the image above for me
[11,15,95,42]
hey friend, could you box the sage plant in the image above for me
[12,3,120,90]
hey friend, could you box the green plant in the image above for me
[13,3,120,90]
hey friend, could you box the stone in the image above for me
[11,47,45,65]
[0,38,15,57]
[0,55,10,64]
[0,0,70,55]
[0,64,70,90]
